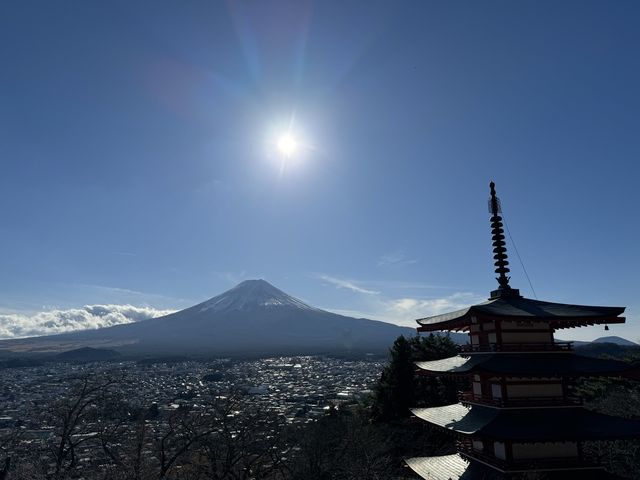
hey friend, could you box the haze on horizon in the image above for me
[1,1,639,343]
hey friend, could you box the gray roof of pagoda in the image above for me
[405,454,498,480]
[405,454,622,480]
[411,403,640,441]
[415,353,639,377]
[416,296,625,332]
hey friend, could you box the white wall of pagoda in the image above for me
[470,374,568,402]
[468,319,555,347]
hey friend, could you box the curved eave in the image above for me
[411,404,495,436]
[405,454,623,479]
[405,454,478,480]
[416,308,473,332]
[412,403,640,441]
[416,297,625,332]
[417,314,625,333]
[415,355,474,374]
[406,454,624,480]
[414,354,640,378]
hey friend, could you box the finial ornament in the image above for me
[488,182,520,299]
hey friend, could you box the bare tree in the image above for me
[194,395,289,480]
[152,403,217,480]
[93,395,151,480]
[45,373,121,479]
[0,428,17,480]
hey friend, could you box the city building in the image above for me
[406,182,640,479]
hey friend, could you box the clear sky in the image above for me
[1,1,639,342]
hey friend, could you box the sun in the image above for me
[277,133,298,158]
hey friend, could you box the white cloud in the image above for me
[317,275,380,295]
[377,251,419,268]
[314,273,483,326]
[60,283,190,309]
[325,292,485,328]
[0,305,175,340]
[381,292,483,322]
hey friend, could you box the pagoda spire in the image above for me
[488,181,520,299]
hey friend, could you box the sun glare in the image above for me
[277,133,298,158]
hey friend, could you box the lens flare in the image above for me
[277,133,297,158]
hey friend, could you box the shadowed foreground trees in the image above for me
[576,374,640,479]
[0,428,17,480]
[1,337,460,480]
[371,336,415,421]
[48,375,121,478]
[5,374,294,480]
[3,342,639,480]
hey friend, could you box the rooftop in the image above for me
[411,403,640,441]
[415,352,639,378]
[416,295,625,332]
[405,453,624,479]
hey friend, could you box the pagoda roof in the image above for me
[411,403,640,441]
[415,353,640,378]
[405,454,496,480]
[405,454,623,479]
[417,296,625,332]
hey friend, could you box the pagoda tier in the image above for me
[408,404,640,477]
[415,352,640,378]
[416,295,625,333]
[411,404,640,441]
[415,352,640,409]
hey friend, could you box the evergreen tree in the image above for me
[412,333,461,407]
[372,333,461,421]
[410,332,458,361]
[372,335,415,421]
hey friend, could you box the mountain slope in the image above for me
[592,336,638,346]
[0,280,415,355]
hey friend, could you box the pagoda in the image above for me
[405,182,640,480]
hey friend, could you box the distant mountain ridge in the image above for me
[0,280,415,355]
[592,336,638,346]
[565,336,638,348]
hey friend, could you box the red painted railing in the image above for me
[456,442,601,472]
[460,342,573,353]
[458,391,583,408]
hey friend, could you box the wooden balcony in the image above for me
[456,442,602,473]
[460,342,573,353]
[458,391,583,408]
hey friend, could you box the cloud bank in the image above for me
[381,292,483,324]
[0,305,175,340]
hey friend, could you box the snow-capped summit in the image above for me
[198,279,317,313]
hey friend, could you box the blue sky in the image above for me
[1,1,639,341]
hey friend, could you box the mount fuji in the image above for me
[0,280,415,356]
